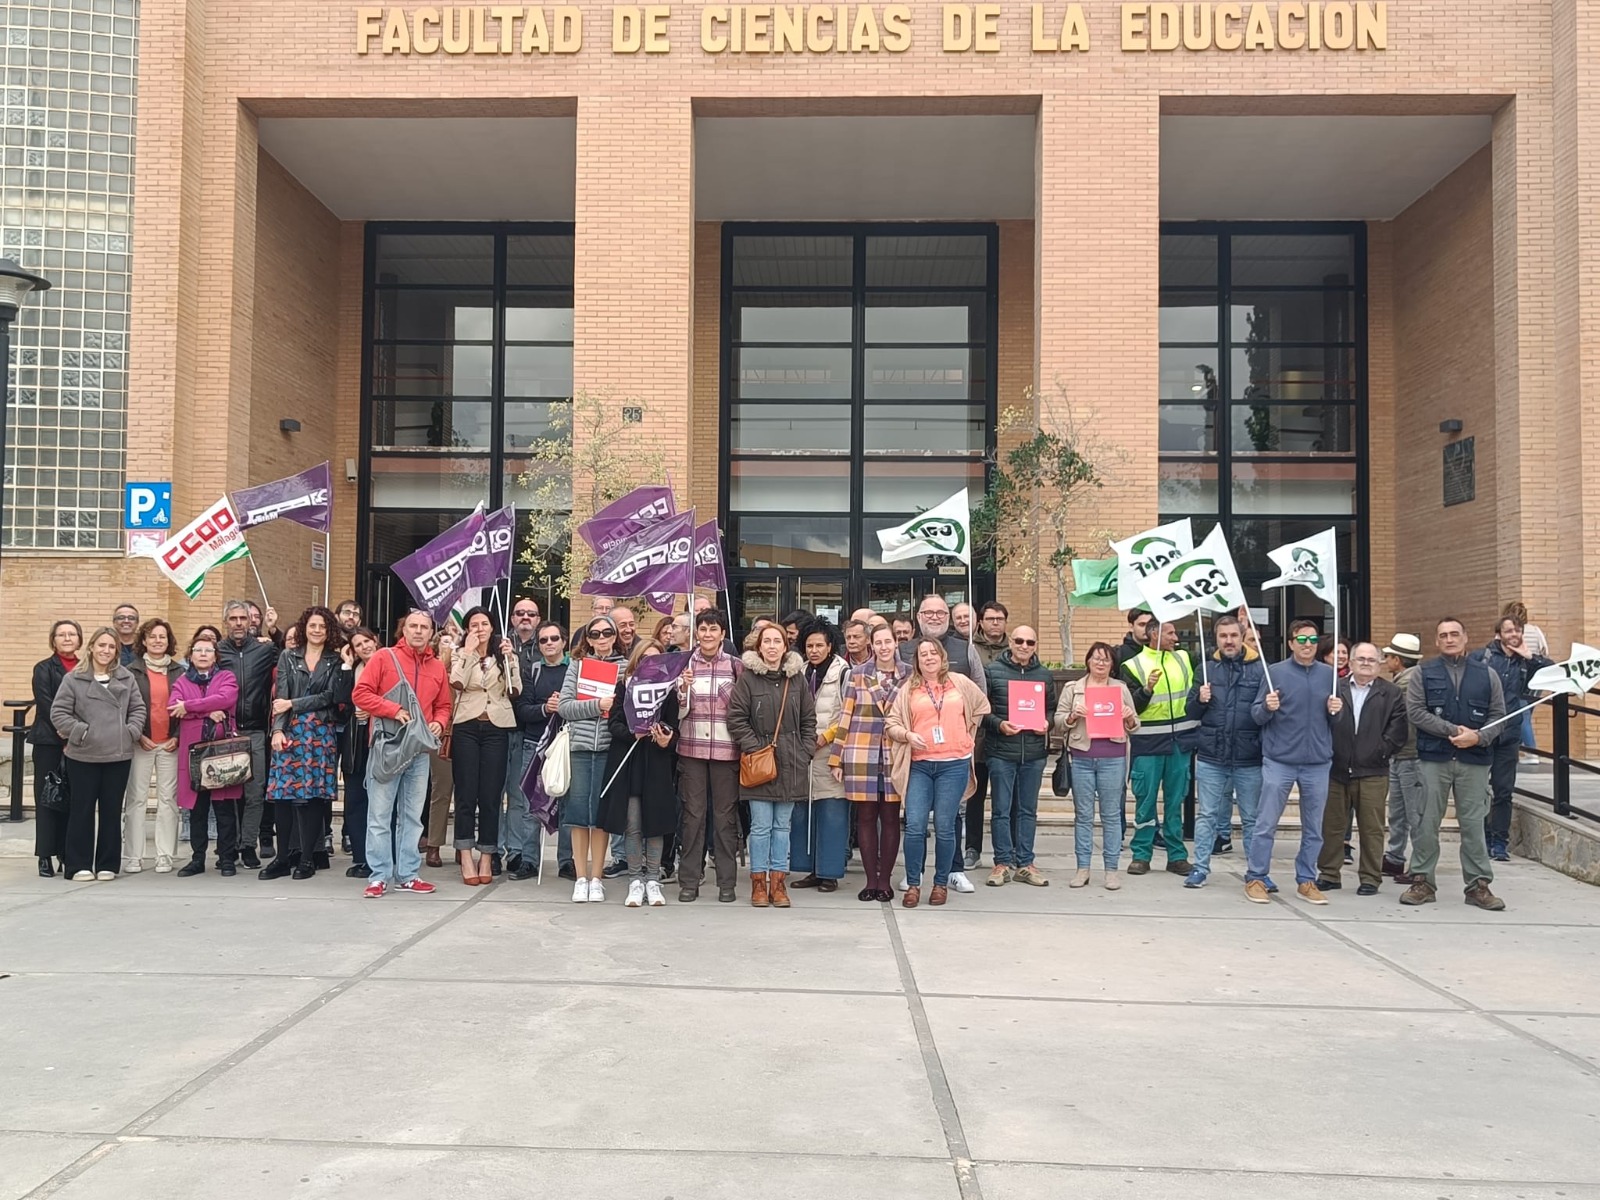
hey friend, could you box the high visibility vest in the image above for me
[1123,646,1199,735]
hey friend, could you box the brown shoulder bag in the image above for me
[739,677,790,788]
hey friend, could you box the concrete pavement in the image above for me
[3,830,1600,1199]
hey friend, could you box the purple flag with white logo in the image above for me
[465,504,516,588]
[646,520,725,613]
[391,506,486,625]
[580,509,694,598]
[576,485,676,553]
[624,651,690,735]
[230,462,333,533]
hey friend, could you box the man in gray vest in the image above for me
[1403,617,1506,910]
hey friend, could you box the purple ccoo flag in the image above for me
[576,485,676,554]
[230,462,333,533]
[391,506,486,624]
[624,651,690,735]
[580,509,694,598]
[646,520,725,613]
[465,504,516,588]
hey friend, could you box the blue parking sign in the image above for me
[124,482,173,529]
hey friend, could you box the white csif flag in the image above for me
[1139,525,1247,625]
[1110,519,1195,609]
[1262,528,1339,605]
[876,488,971,565]
[1528,644,1600,696]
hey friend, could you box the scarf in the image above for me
[184,665,214,687]
[805,660,828,695]
[144,652,173,671]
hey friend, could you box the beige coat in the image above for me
[1053,676,1140,753]
[884,672,991,803]
[450,648,521,727]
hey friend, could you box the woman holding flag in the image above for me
[558,614,627,903]
[600,638,679,907]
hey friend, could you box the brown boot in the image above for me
[769,871,791,907]
[750,872,770,907]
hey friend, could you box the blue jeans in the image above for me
[499,734,538,860]
[903,757,970,887]
[747,799,795,872]
[365,752,429,886]
[1070,755,1126,869]
[789,797,850,879]
[1191,760,1262,876]
[988,756,1045,868]
[1248,758,1330,885]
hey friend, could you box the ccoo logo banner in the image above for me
[151,497,252,599]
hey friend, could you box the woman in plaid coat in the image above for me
[829,622,912,903]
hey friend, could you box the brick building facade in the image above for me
[2,1,1595,715]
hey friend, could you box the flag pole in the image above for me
[1330,594,1340,699]
[323,530,331,610]
[1480,693,1559,734]
[1196,609,1208,685]
[1242,606,1274,692]
[245,545,272,613]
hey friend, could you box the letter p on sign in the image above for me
[124,482,173,529]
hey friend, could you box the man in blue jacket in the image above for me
[1248,617,1343,905]
[1182,614,1265,888]
[1472,614,1551,863]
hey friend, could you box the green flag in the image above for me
[1069,557,1120,608]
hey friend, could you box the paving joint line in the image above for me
[881,902,983,1200]
[19,885,496,1199]
[1231,868,1600,1081]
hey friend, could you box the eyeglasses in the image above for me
[114,614,137,622]
[1011,638,1036,646]
[587,629,615,639]
[513,609,538,617]
[538,634,564,645]
[1292,635,1320,645]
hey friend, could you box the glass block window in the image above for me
[2,0,138,550]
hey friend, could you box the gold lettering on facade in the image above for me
[1323,0,1353,48]
[1276,0,1305,48]
[1120,4,1147,50]
[1119,1,1384,50]
[1244,3,1272,48]
[1031,4,1088,51]
[1149,4,1179,50]
[382,5,412,51]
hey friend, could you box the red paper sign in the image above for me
[1085,685,1123,739]
[1007,681,1048,732]
[576,657,620,701]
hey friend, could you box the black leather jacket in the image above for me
[28,656,70,746]
[217,635,281,731]
[271,647,351,734]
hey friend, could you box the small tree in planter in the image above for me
[516,391,669,601]
[971,386,1126,666]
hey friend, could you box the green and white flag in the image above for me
[1110,518,1193,609]
[1140,525,1247,624]
[1069,557,1120,608]
[1262,528,1338,605]
[152,496,251,599]
[450,587,486,630]
[876,488,971,565]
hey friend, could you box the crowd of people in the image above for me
[27,591,1553,912]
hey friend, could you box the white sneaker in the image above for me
[645,880,666,906]
[572,876,589,903]
[895,875,909,892]
[95,870,116,881]
[587,878,606,903]
[123,859,143,874]
[72,870,94,882]
[949,871,976,894]
[154,857,174,874]
[625,879,646,907]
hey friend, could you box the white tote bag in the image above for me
[540,724,572,798]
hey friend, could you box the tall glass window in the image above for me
[723,225,995,620]
[362,224,573,629]
[1,0,139,550]
[1160,225,1366,656]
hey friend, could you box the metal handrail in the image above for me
[1512,694,1599,822]
[4,699,33,822]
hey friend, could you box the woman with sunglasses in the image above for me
[557,613,627,902]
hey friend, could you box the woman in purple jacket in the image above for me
[170,636,244,876]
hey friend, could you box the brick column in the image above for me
[572,98,695,525]
[1035,94,1159,665]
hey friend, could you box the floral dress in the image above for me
[266,649,342,805]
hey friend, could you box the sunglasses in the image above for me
[587,629,615,639]
[538,634,563,644]
[1011,638,1036,646]
[1292,634,1320,645]
[514,608,538,616]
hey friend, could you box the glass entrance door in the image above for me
[730,574,850,636]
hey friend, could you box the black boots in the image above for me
[177,857,206,877]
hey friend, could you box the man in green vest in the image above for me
[1122,620,1198,876]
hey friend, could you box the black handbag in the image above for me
[1050,752,1071,798]
[37,768,69,813]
